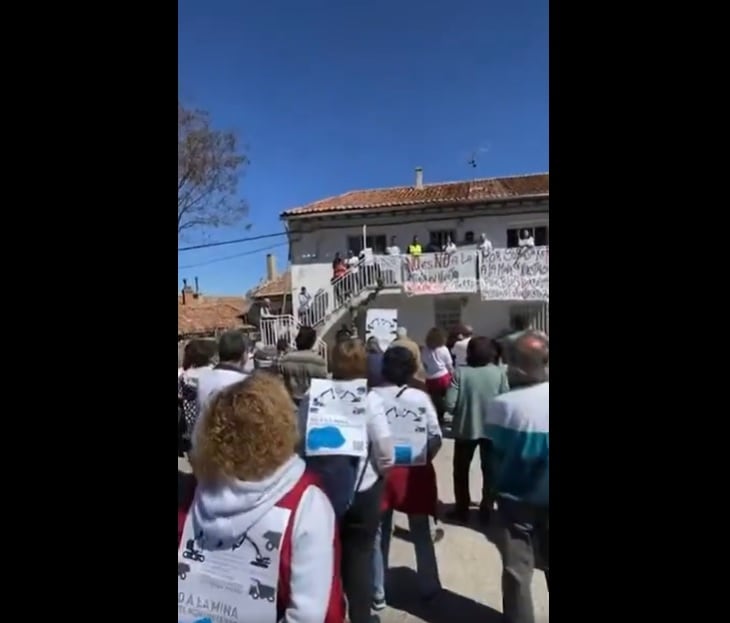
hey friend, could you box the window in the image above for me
[434,298,462,332]
[346,235,387,255]
[464,231,475,244]
[506,226,548,248]
[429,230,456,250]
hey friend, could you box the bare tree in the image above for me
[178,102,249,237]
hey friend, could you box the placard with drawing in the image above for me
[305,378,369,457]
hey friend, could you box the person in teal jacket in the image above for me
[444,336,509,523]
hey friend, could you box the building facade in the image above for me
[262,171,548,350]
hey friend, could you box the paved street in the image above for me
[178,438,549,623]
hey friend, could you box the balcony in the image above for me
[259,247,548,349]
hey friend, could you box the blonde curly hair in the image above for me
[190,371,298,484]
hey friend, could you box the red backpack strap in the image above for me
[276,471,345,623]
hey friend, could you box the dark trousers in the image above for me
[495,497,549,623]
[452,438,493,513]
[340,479,384,623]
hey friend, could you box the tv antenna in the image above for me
[466,143,491,170]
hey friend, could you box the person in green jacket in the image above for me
[444,336,509,523]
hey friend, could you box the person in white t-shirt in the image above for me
[518,229,535,247]
[385,236,401,255]
[478,233,493,256]
[421,327,455,423]
[444,236,457,254]
[451,324,474,367]
[194,331,250,443]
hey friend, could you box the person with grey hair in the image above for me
[389,326,426,382]
[478,232,493,256]
[484,333,549,623]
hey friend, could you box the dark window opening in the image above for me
[347,235,387,255]
[506,226,548,248]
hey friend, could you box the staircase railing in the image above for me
[300,256,402,329]
[259,314,328,366]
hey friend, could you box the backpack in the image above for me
[303,446,371,520]
[177,374,200,453]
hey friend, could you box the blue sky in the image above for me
[178,0,548,295]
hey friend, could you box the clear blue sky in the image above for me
[178,0,548,295]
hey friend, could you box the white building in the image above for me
[260,169,548,353]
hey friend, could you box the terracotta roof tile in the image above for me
[177,295,252,336]
[249,270,291,298]
[281,173,548,217]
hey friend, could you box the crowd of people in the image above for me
[177,317,549,623]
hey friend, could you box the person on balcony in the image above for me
[407,236,422,256]
[443,236,457,254]
[385,236,400,255]
[346,249,361,293]
[260,298,273,317]
[298,286,312,324]
[478,232,493,256]
[278,326,328,406]
[518,229,535,247]
[332,253,348,305]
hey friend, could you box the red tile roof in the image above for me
[249,270,292,298]
[177,295,252,336]
[281,173,548,218]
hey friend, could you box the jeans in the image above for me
[341,479,385,623]
[495,497,549,623]
[452,438,494,513]
[372,510,441,601]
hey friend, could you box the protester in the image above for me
[195,331,249,434]
[385,236,401,255]
[278,326,328,405]
[298,286,312,323]
[478,232,493,256]
[389,327,426,382]
[485,333,549,623]
[178,339,214,456]
[421,327,454,423]
[296,339,393,623]
[444,336,509,524]
[451,324,473,367]
[518,229,535,247]
[178,372,345,623]
[444,236,457,253]
[366,337,385,388]
[253,341,277,370]
[371,347,443,611]
[332,253,348,303]
[407,235,422,256]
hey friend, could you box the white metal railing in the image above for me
[260,314,328,366]
[298,258,398,329]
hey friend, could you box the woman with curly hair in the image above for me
[178,372,345,623]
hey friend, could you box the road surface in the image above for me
[178,438,549,622]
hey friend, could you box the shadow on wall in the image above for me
[385,566,502,623]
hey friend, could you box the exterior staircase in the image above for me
[260,261,397,362]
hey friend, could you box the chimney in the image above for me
[266,254,277,281]
[415,167,424,189]
[193,276,200,299]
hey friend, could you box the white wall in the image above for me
[288,202,548,265]
[318,293,518,345]
[290,263,334,316]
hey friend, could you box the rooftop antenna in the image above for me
[465,143,491,176]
